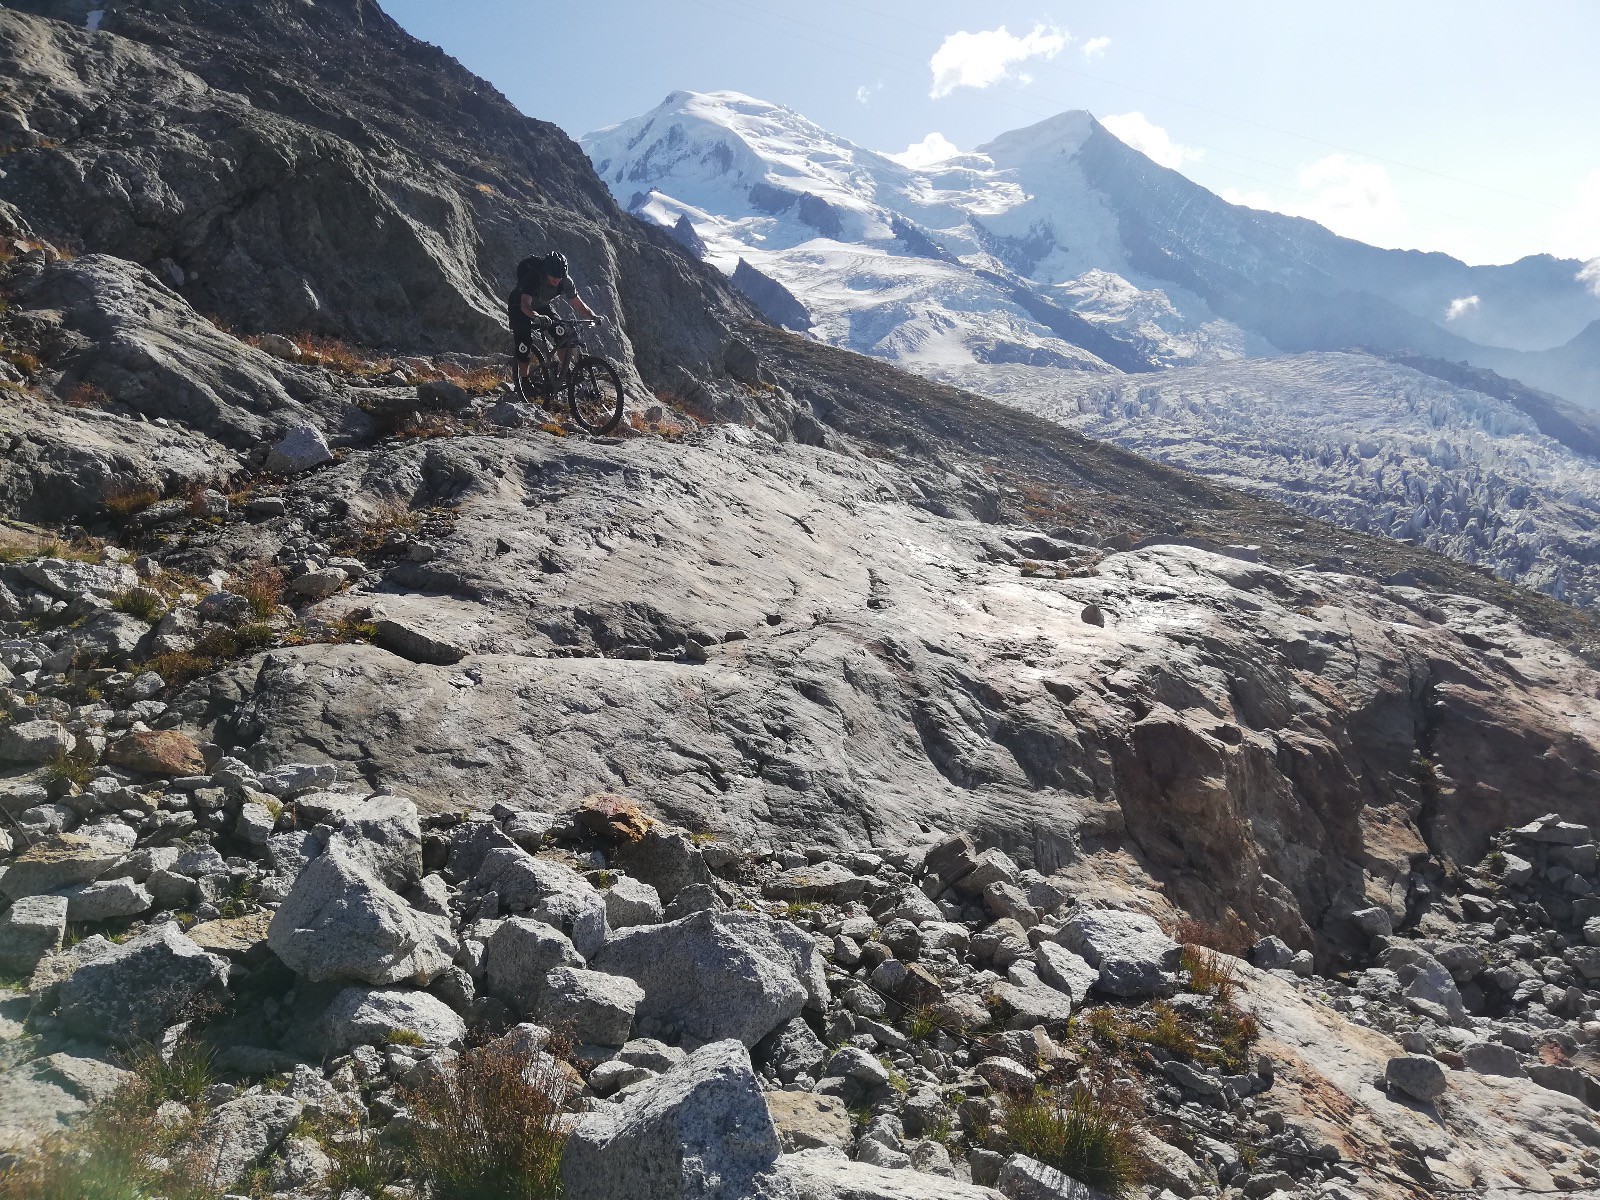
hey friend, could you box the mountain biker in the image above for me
[509,250,597,393]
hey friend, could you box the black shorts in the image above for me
[508,301,553,363]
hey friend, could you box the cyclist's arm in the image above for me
[518,293,545,321]
[570,292,597,320]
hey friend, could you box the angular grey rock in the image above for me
[603,876,665,928]
[766,861,869,904]
[16,558,137,602]
[374,617,467,665]
[664,881,727,920]
[591,909,826,1048]
[60,878,154,921]
[290,567,347,600]
[57,924,228,1046]
[777,1148,1005,1198]
[1034,942,1098,1004]
[539,966,644,1046]
[1462,1040,1526,1078]
[484,916,586,1014]
[560,1040,785,1200]
[955,848,1021,897]
[1349,906,1394,938]
[256,762,338,797]
[267,842,454,985]
[475,847,607,955]
[0,894,68,971]
[755,1016,827,1085]
[1513,814,1592,845]
[327,794,424,891]
[1250,935,1295,970]
[1056,909,1179,998]
[1385,1054,1448,1102]
[195,1092,304,1187]
[1381,945,1467,1026]
[996,1153,1108,1199]
[825,1045,891,1088]
[265,424,333,474]
[612,827,713,903]
[0,719,73,765]
[321,985,466,1053]
[1,833,125,899]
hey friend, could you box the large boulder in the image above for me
[321,985,466,1053]
[1055,909,1180,998]
[195,1092,304,1188]
[0,719,74,765]
[325,794,424,891]
[538,966,644,1047]
[560,1040,786,1200]
[57,923,228,1045]
[1381,945,1468,1026]
[473,847,608,956]
[591,910,826,1048]
[0,833,124,899]
[483,917,586,1014]
[611,827,714,903]
[106,729,207,776]
[15,558,137,601]
[779,1148,1006,1198]
[267,842,454,985]
[995,1154,1109,1199]
[0,894,68,971]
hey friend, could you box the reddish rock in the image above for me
[107,730,206,776]
[575,793,656,843]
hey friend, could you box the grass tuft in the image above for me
[227,561,285,620]
[1002,1087,1145,1199]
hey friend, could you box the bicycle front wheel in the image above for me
[566,356,625,435]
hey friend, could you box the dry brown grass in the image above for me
[62,381,113,409]
[1179,944,1239,1001]
[102,479,162,519]
[391,1037,569,1199]
[228,561,285,619]
[342,498,422,554]
[292,333,394,376]
[139,649,215,688]
[412,360,503,395]
[1172,915,1254,958]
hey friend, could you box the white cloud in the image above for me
[929,23,1068,99]
[888,132,961,170]
[1220,155,1406,246]
[1102,112,1204,170]
[1580,259,1600,298]
[1297,154,1405,243]
[1551,169,1600,262]
[1081,36,1110,60]
[1445,295,1481,321]
[855,81,883,105]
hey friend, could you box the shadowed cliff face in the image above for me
[0,0,753,389]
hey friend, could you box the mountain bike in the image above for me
[510,317,626,435]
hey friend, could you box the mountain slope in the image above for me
[584,90,1600,407]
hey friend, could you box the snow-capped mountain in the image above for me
[583,90,1600,406]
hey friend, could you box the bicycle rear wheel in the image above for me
[509,342,553,404]
[566,355,625,434]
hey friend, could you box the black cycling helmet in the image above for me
[543,251,569,279]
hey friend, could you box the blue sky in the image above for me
[382,0,1600,267]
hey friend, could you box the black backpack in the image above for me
[516,255,544,293]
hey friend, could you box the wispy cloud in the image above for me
[887,132,961,169]
[1445,295,1481,321]
[1580,259,1600,298]
[1081,36,1110,61]
[1102,112,1204,170]
[855,81,883,105]
[1227,155,1406,246]
[929,23,1068,99]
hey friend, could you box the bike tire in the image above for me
[510,342,554,404]
[566,355,625,435]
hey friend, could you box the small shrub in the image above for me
[1179,944,1238,1001]
[43,748,97,789]
[393,1036,569,1199]
[904,1004,947,1041]
[1171,916,1254,958]
[63,382,113,409]
[123,1037,216,1106]
[102,480,161,520]
[385,1028,427,1047]
[140,650,214,688]
[1486,850,1507,875]
[112,587,167,624]
[1127,1001,1199,1059]
[1002,1088,1145,1199]
[228,561,285,620]
[1208,1003,1260,1074]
